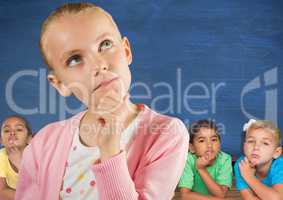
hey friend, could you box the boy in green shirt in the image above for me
[179,120,233,200]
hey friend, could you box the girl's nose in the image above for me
[90,55,109,77]
[207,141,212,148]
[94,65,108,77]
[253,142,260,150]
[9,130,16,136]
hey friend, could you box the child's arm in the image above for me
[0,177,15,200]
[239,157,283,200]
[90,88,189,199]
[241,177,282,200]
[92,118,189,200]
[240,189,261,200]
[196,156,229,198]
[197,168,228,197]
[180,187,227,200]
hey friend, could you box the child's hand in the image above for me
[196,152,216,170]
[90,76,126,114]
[239,157,256,181]
[90,79,133,162]
[7,147,22,170]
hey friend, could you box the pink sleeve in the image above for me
[15,144,40,200]
[92,119,189,200]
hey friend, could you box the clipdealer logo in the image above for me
[241,67,278,125]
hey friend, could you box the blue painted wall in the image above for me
[0,0,282,156]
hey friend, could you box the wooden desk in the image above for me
[173,180,242,200]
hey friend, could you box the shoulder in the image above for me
[186,153,197,165]
[0,148,8,170]
[271,156,283,171]
[234,155,245,171]
[139,106,189,149]
[273,156,283,164]
[140,106,189,140]
[217,151,232,162]
[0,148,6,155]
[269,157,283,185]
[0,148,7,160]
[235,155,245,163]
[136,106,189,159]
[29,111,85,150]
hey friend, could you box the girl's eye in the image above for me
[66,54,82,67]
[263,142,270,146]
[198,140,204,143]
[16,129,23,132]
[211,138,218,142]
[99,39,113,52]
[3,129,10,134]
[246,140,255,144]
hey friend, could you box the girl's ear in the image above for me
[189,143,195,153]
[47,73,72,97]
[121,37,132,65]
[273,146,282,159]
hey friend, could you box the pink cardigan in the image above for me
[15,106,189,200]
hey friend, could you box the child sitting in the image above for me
[179,120,233,200]
[0,116,32,200]
[234,119,283,200]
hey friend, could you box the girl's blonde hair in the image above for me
[247,120,282,147]
[39,3,120,69]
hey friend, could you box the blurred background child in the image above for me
[0,116,32,200]
[234,119,283,200]
[179,120,233,200]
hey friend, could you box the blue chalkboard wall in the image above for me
[0,0,282,157]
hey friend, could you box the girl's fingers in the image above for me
[200,156,208,165]
[98,93,130,117]
[105,88,124,102]
[244,157,251,165]
[97,98,119,111]
[97,90,123,109]
[9,147,17,153]
[123,93,130,101]
[249,160,256,168]
[239,159,246,168]
[239,162,243,170]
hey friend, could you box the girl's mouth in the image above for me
[93,77,119,92]
[205,150,214,154]
[8,136,17,144]
[251,154,260,159]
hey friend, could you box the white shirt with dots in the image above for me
[60,115,140,200]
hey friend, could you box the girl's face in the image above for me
[0,117,30,149]
[43,10,132,110]
[191,128,221,158]
[244,128,281,166]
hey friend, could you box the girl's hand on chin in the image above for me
[239,157,256,181]
[96,94,131,162]
[91,80,131,162]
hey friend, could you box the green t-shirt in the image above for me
[178,151,233,195]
